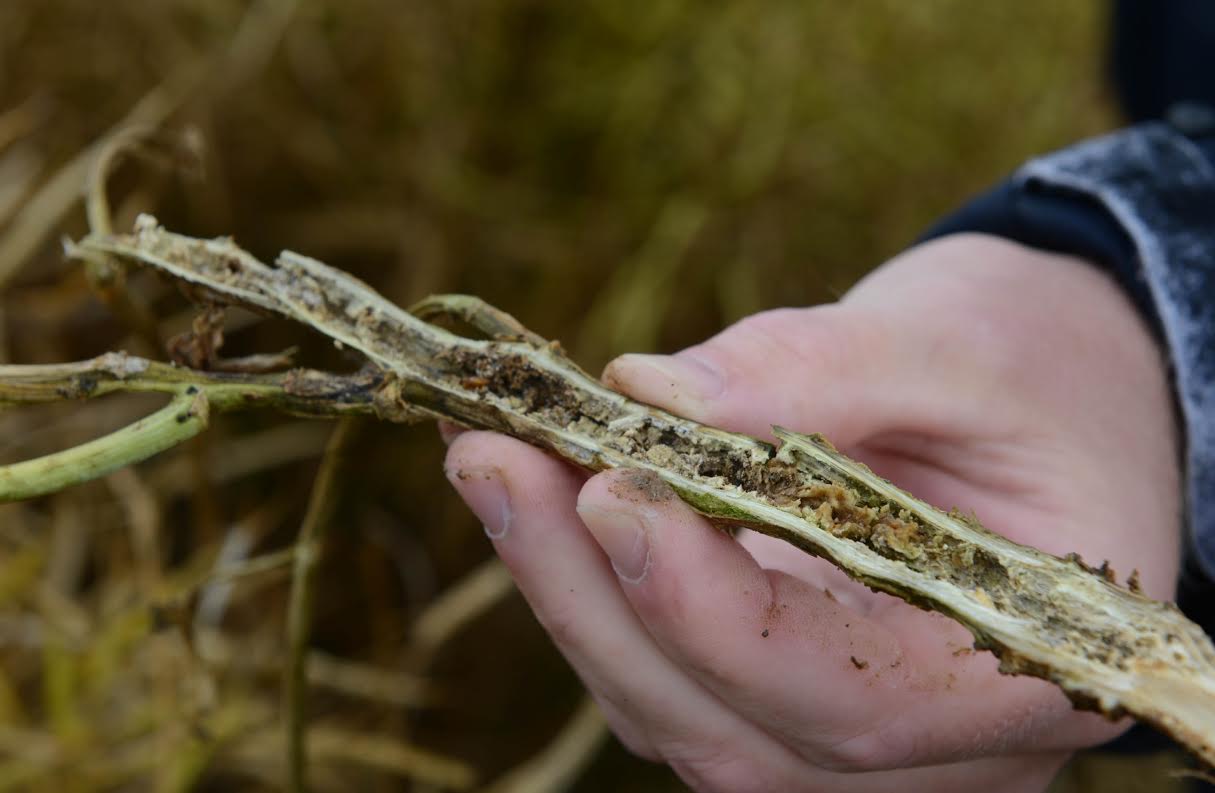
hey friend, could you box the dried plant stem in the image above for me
[0,0,300,289]
[0,70,193,289]
[193,633,432,709]
[482,696,609,793]
[106,467,164,593]
[4,216,1215,769]
[206,547,298,587]
[300,724,475,789]
[80,125,179,354]
[409,558,514,660]
[283,417,359,793]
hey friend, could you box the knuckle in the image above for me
[590,694,662,762]
[657,634,753,698]
[607,723,656,762]
[729,306,861,375]
[612,729,661,763]
[812,727,912,774]
[727,307,816,351]
[664,745,771,793]
[533,599,583,648]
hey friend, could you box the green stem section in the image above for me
[0,354,403,503]
[283,417,360,793]
[0,353,379,412]
[0,389,208,502]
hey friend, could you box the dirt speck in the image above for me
[610,469,674,504]
[850,656,869,670]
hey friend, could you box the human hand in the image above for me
[443,233,1181,792]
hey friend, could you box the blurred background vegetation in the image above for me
[0,0,1184,790]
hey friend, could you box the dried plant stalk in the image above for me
[33,215,1215,769]
[283,417,359,793]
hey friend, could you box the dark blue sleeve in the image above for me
[921,178,1156,336]
[1110,1,1215,124]
[921,124,1215,634]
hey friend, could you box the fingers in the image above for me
[576,467,1121,770]
[576,466,920,769]
[600,297,1028,453]
[443,433,1084,789]
[442,431,816,788]
[602,305,900,446]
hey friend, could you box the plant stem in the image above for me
[283,417,359,793]
[0,389,207,502]
[0,353,390,416]
[16,216,1215,770]
[0,355,411,502]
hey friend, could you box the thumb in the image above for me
[603,304,903,447]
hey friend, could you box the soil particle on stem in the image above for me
[610,469,674,504]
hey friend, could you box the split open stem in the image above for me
[3,216,1215,770]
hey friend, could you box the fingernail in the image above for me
[608,353,724,402]
[445,465,512,539]
[578,505,651,583]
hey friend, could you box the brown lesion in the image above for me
[167,305,227,369]
[442,348,591,429]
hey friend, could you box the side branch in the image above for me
[0,388,207,501]
[1,353,367,410]
[0,354,424,501]
[0,353,428,420]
